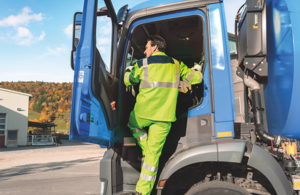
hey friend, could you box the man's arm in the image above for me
[124,62,141,86]
[178,60,203,85]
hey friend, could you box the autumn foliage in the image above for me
[0,81,72,124]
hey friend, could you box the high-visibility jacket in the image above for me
[124,52,202,122]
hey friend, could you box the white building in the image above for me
[0,88,31,148]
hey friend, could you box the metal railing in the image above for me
[27,135,57,146]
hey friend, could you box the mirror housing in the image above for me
[117,4,128,24]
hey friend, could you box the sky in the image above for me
[0,0,244,83]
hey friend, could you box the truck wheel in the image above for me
[185,181,252,195]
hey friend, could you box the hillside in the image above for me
[0,81,72,133]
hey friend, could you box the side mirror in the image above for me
[117,4,128,24]
[71,12,82,70]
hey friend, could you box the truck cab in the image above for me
[70,0,300,194]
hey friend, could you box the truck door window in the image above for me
[74,24,81,47]
[96,15,112,72]
[73,13,82,48]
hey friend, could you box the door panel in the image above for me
[91,48,118,129]
[70,0,119,147]
[7,130,18,148]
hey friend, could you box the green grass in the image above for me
[28,111,70,133]
[52,112,70,131]
[55,130,69,134]
[28,111,42,120]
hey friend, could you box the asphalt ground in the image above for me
[0,140,107,195]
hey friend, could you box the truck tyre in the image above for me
[185,181,252,195]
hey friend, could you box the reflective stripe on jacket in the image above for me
[124,52,202,122]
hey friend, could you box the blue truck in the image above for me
[69,0,300,194]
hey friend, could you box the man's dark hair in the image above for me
[147,35,167,52]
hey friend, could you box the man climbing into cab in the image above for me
[124,35,203,195]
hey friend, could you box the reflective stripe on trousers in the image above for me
[131,128,148,142]
[136,133,148,141]
[132,128,143,134]
[142,162,158,172]
[140,58,180,88]
[140,172,156,181]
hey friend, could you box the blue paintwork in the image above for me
[209,3,235,138]
[129,0,190,14]
[70,0,236,146]
[265,0,300,139]
[121,9,212,121]
[70,0,113,148]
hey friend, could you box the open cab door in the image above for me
[70,0,127,147]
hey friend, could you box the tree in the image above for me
[2,81,73,130]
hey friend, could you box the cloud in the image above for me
[106,20,112,26]
[16,26,33,38]
[46,45,67,55]
[14,27,34,46]
[97,46,106,54]
[100,26,111,34]
[97,37,110,45]
[64,24,73,38]
[97,16,111,34]
[0,7,46,45]
[38,44,68,58]
[0,32,6,41]
[98,17,110,22]
[12,27,45,46]
[0,6,44,27]
[38,31,45,41]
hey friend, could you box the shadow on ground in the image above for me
[0,140,100,152]
[0,156,101,181]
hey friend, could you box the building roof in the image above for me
[0,87,32,97]
[28,121,57,128]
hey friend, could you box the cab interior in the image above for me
[121,15,206,126]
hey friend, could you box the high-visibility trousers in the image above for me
[128,111,171,195]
